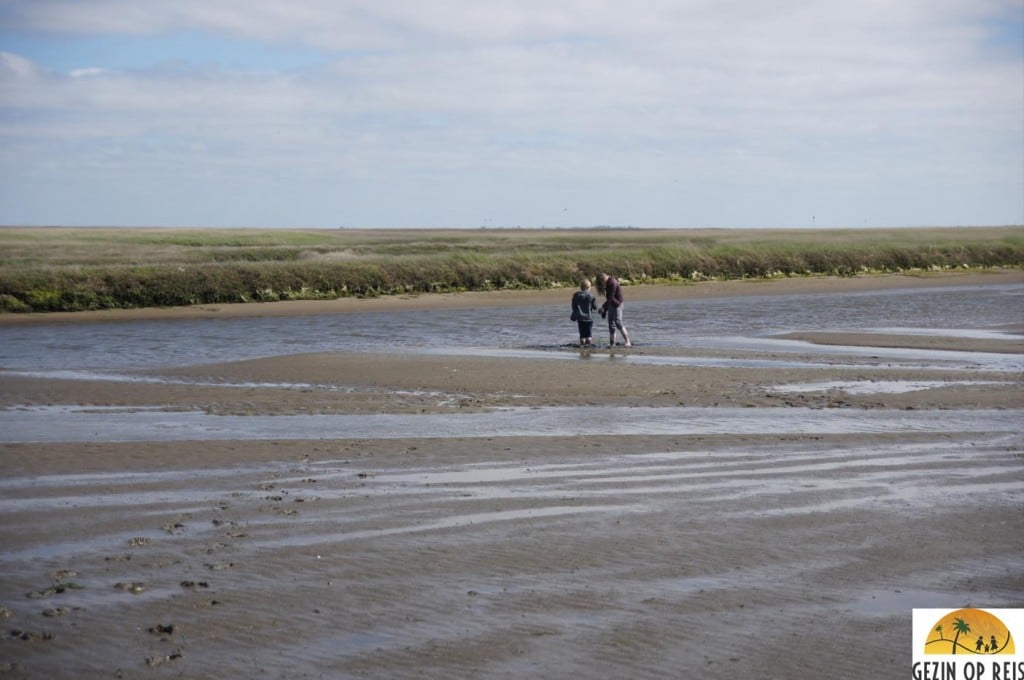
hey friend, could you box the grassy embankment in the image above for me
[0,226,1021,313]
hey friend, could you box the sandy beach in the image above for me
[0,271,1022,679]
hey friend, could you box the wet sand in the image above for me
[0,271,1022,679]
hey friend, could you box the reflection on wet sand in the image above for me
[1,405,1021,443]
[0,432,1020,677]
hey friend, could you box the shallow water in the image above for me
[769,379,1011,395]
[427,344,1023,372]
[1,405,1019,443]
[1,282,1021,447]
[0,283,1019,371]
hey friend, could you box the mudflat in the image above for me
[0,270,1021,679]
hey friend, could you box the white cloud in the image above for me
[0,1,1021,226]
[0,51,39,77]
[69,67,107,78]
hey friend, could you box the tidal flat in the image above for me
[0,268,1021,679]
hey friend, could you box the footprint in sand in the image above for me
[145,650,183,667]
[113,582,146,594]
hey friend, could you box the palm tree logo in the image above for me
[950,618,971,654]
[924,609,1015,655]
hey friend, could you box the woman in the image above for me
[596,272,632,348]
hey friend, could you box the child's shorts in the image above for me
[577,320,594,338]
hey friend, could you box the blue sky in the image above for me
[1,0,1021,229]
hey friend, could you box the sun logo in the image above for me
[925,609,1015,656]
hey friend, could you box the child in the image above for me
[570,279,598,347]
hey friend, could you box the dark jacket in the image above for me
[601,276,624,311]
[571,290,598,322]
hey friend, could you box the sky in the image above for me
[0,0,1022,229]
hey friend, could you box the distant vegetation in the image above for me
[0,226,1021,313]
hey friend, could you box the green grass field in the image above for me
[0,226,1021,312]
